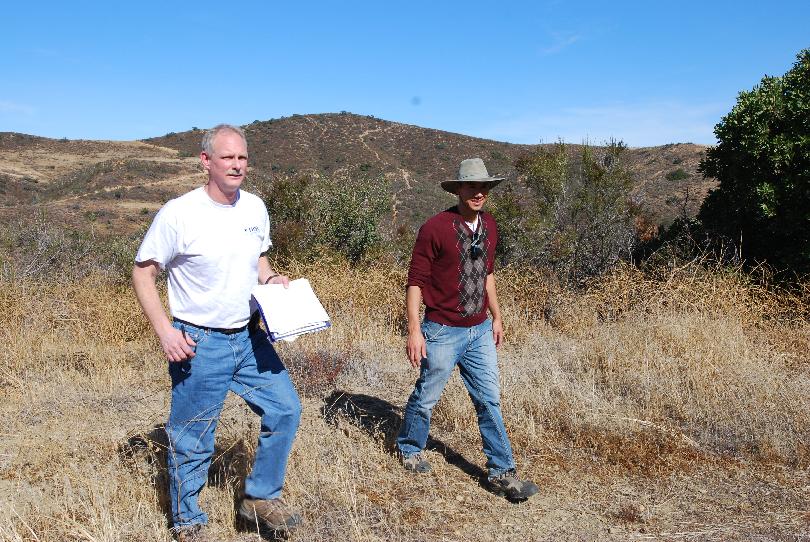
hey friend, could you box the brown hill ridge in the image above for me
[1,113,713,236]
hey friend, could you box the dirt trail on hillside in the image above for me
[358,127,385,164]
[46,171,202,205]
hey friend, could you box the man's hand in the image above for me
[133,261,197,362]
[492,317,505,348]
[265,274,290,288]
[406,330,427,369]
[404,286,426,368]
[159,327,197,362]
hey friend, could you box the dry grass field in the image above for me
[0,258,808,541]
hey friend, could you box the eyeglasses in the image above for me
[470,229,483,259]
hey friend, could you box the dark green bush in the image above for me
[261,169,390,264]
[666,168,689,181]
[699,49,810,276]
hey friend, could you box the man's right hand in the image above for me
[406,330,426,369]
[159,327,197,362]
[133,261,197,363]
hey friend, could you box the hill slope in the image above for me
[1,114,713,236]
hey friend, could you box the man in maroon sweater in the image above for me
[396,158,538,501]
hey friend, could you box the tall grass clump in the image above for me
[0,215,143,283]
[503,260,810,468]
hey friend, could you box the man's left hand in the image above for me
[266,274,290,288]
[492,318,504,348]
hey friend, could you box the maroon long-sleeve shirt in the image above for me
[407,206,498,327]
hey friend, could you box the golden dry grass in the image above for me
[0,260,808,541]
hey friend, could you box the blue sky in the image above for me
[1,1,808,147]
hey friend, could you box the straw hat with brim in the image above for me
[441,158,505,194]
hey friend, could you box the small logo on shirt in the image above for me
[244,226,260,234]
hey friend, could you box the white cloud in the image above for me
[539,32,582,56]
[479,101,728,147]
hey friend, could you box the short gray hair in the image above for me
[201,124,247,155]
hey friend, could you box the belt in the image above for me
[173,312,261,335]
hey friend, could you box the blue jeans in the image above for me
[166,320,302,528]
[396,318,516,476]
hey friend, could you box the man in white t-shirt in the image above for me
[132,124,302,541]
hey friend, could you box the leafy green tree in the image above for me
[698,49,810,275]
[491,140,638,282]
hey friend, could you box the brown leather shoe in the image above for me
[485,469,539,500]
[401,452,432,473]
[238,497,302,532]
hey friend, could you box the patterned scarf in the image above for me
[454,218,489,318]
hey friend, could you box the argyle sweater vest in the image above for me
[406,207,497,327]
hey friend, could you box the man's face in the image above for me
[200,131,248,196]
[456,181,491,213]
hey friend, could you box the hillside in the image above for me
[0,113,712,236]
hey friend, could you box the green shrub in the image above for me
[262,169,391,264]
[666,168,689,181]
[490,150,508,163]
[492,140,638,282]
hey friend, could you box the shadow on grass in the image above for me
[321,390,487,482]
[118,425,273,535]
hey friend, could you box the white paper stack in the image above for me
[251,278,331,342]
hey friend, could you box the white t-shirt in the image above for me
[135,186,271,328]
[465,214,479,233]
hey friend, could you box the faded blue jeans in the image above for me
[166,320,301,528]
[396,318,516,476]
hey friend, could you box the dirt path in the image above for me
[45,171,202,205]
[357,127,384,164]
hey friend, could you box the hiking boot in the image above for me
[486,469,539,500]
[173,524,210,542]
[238,497,302,532]
[401,452,432,473]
